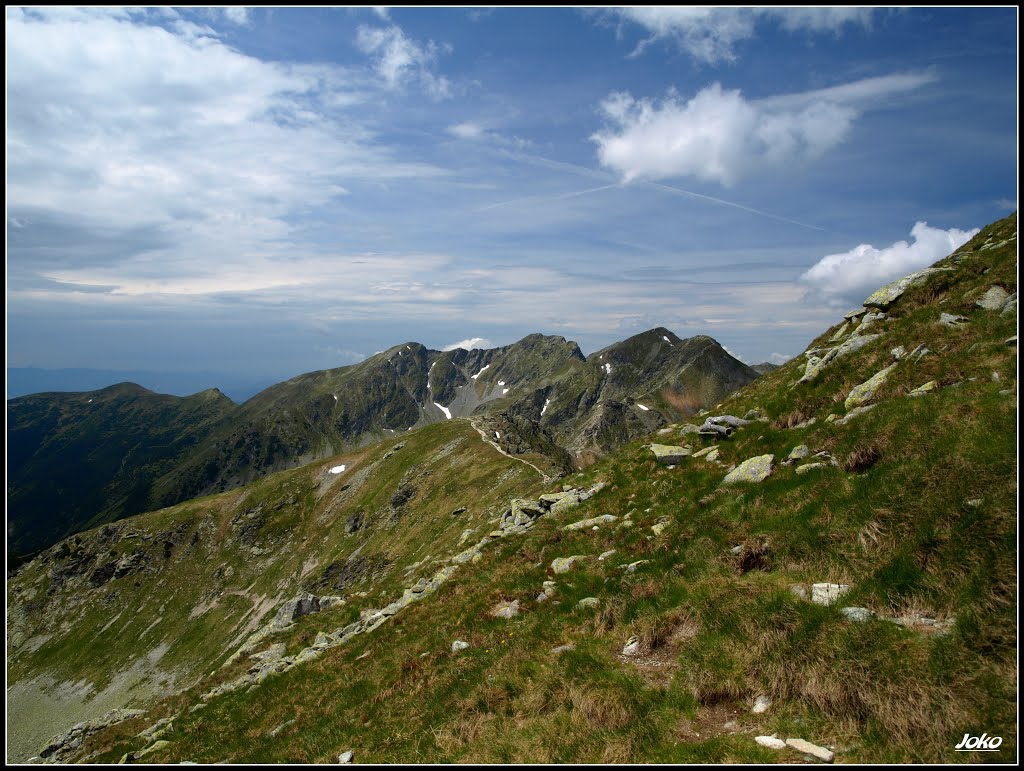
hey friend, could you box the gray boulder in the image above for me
[648,444,691,464]
[722,455,774,485]
[273,593,321,628]
[977,286,1010,310]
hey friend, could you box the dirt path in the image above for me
[467,419,553,483]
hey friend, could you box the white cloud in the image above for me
[355,23,451,98]
[721,345,746,363]
[768,352,791,364]
[800,222,979,304]
[448,122,485,140]
[610,7,874,63]
[442,337,492,352]
[221,7,250,25]
[592,74,933,186]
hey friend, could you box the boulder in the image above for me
[451,640,470,652]
[649,444,691,464]
[755,736,786,750]
[273,593,321,628]
[799,334,882,383]
[622,635,640,656]
[491,600,520,619]
[1001,293,1017,316]
[863,267,948,310]
[576,597,600,610]
[811,583,850,605]
[788,445,811,461]
[338,750,354,763]
[722,455,774,485]
[564,514,618,531]
[845,362,898,409]
[977,285,1010,310]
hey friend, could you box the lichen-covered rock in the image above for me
[799,334,882,383]
[785,738,834,762]
[273,593,321,628]
[751,695,772,714]
[788,445,810,462]
[622,635,640,656]
[845,362,898,409]
[451,640,470,652]
[576,597,600,610]
[551,555,588,574]
[722,455,774,485]
[755,736,786,750]
[835,404,876,426]
[939,312,969,327]
[908,381,937,397]
[863,267,948,310]
[796,462,828,475]
[841,607,875,622]
[564,514,618,531]
[491,600,520,619]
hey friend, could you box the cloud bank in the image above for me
[610,7,875,63]
[592,73,934,186]
[800,221,979,304]
[442,337,492,352]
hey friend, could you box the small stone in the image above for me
[788,445,811,461]
[651,521,670,536]
[338,750,354,764]
[811,583,850,605]
[625,560,649,572]
[564,514,618,531]
[790,584,808,600]
[730,545,743,555]
[796,462,827,475]
[551,556,587,574]
[785,738,834,763]
[907,381,937,397]
[841,607,874,622]
[1006,335,1017,346]
[938,312,969,327]
[451,640,470,653]
[966,499,982,507]
[824,414,837,423]
[891,345,907,360]
[755,735,786,750]
[835,405,876,426]
[576,597,600,610]
[622,636,640,656]
[751,695,772,714]
[551,643,575,654]
[491,600,520,619]
[649,444,692,464]
[598,550,616,561]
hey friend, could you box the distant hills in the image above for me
[7,329,758,559]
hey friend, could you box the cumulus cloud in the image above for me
[592,73,933,186]
[768,352,791,364]
[355,23,451,98]
[442,337,492,351]
[447,122,485,140]
[609,7,874,63]
[800,222,979,304]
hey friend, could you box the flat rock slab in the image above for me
[649,444,691,464]
[722,454,774,485]
[977,285,1010,310]
[863,267,948,310]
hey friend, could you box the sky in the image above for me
[6,6,1018,391]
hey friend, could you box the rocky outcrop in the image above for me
[863,267,949,310]
[40,708,146,763]
[648,444,691,464]
[722,455,774,485]
[845,362,898,409]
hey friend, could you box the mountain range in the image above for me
[7,329,758,560]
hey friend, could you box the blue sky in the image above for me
[6,6,1018,389]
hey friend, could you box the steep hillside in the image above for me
[8,331,755,558]
[7,213,1016,764]
[6,384,235,561]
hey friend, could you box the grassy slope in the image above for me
[9,215,1017,764]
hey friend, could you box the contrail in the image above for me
[477,183,619,212]
[492,149,826,232]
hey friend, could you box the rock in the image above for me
[625,560,649,572]
[854,310,887,332]
[863,267,948,310]
[891,345,907,360]
[450,506,467,516]
[730,545,743,555]
[751,695,772,714]
[977,285,1010,310]
[845,362,898,409]
[269,719,296,737]
[135,740,171,760]
[500,498,546,530]
[1006,335,1017,346]
[844,307,868,320]
[622,635,640,656]
[788,445,810,462]
[551,556,588,574]
[651,521,671,536]
[273,593,321,628]
[966,498,982,507]
[705,415,752,428]
[755,735,787,750]
[908,381,937,397]
[835,405,876,426]
[828,322,850,342]
[564,514,618,531]
[491,600,520,619]
[536,592,549,602]
[250,643,287,663]
[598,550,616,561]
[679,424,701,435]
[796,463,828,475]
[338,750,354,763]
[722,454,774,485]
[811,583,850,606]
[799,334,882,383]
[576,597,600,610]
[551,644,575,654]
[938,312,969,327]
[790,584,808,600]
[649,444,691,464]
[1001,293,1017,316]
[785,738,834,763]
[841,607,874,622]
[451,640,470,653]
[542,580,557,594]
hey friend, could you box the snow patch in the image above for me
[541,399,550,416]
[333,394,338,402]
[662,335,673,346]
[329,465,346,474]
[471,364,490,380]
[494,431,500,440]
[502,388,509,395]
[498,380,505,386]
[434,402,452,420]
[604,362,612,375]
[636,403,650,411]
[87,399,93,403]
